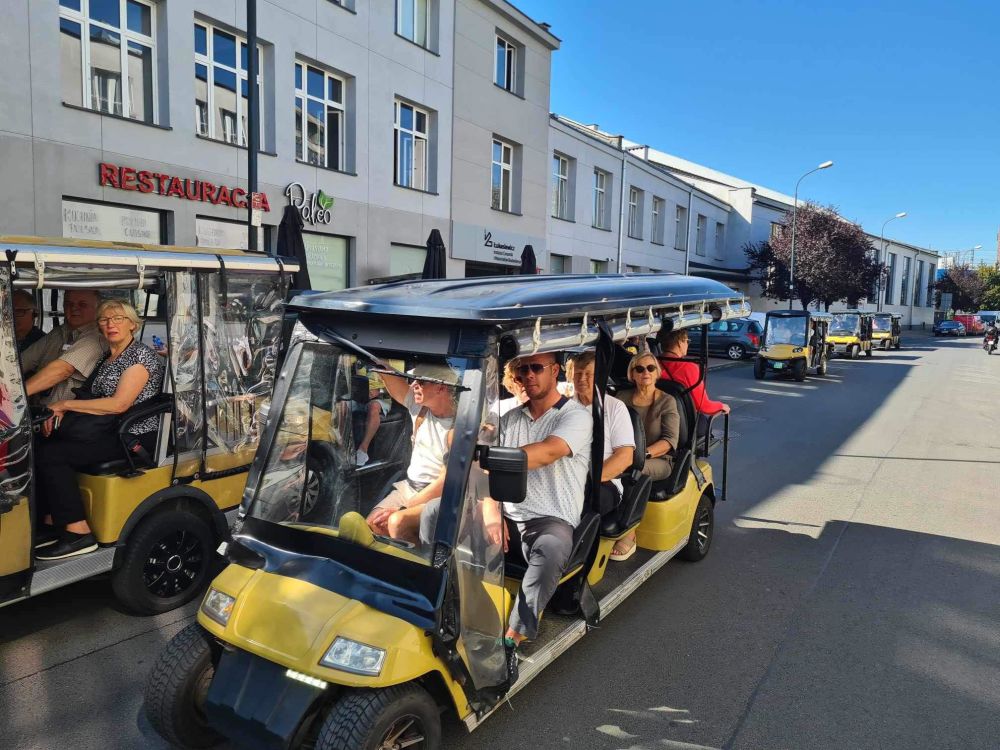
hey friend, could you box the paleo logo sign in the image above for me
[285,182,334,225]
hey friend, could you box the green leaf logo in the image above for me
[317,190,334,211]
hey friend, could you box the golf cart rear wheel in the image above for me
[316,684,440,750]
[144,623,222,749]
[816,354,828,376]
[753,357,766,380]
[865,345,873,358]
[850,344,860,359]
[680,493,714,562]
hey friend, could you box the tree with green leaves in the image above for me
[934,265,984,311]
[744,203,883,310]
[976,265,1000,310]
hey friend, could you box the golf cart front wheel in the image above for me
[316,684,441,750]
[753,358,766,380]
[144,623,222,749]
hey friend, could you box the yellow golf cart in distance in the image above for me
[143,273,747,750]
[828,309,875,359]
[0,236,294,614]
[872,312,902,350]
[754,310,831,381]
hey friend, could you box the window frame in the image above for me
[899,255,911,307]
[714,221,725,259]
[593,168,609,229]
[695,214,707,256]
[552,153,569,219]
[884,252,897,305]
[294,61,347,171]
[627,186,641,239]
[396,0,431,49]
[394,99,430,191]
[494,33,517,93]
[491,137,514,212]
[651,196,664,245]
[59,0,158,123]
[194,20,265,147]
[674,204,687,250]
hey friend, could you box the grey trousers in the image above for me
[509,516,573,640]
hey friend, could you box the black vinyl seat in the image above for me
[504,508,602,582]
[600,403,651,537]
[79,394,173,476]
[648,379,696,501]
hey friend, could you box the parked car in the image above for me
[934,320,967,337]
[689,319,763,359]
[953,314,984,335]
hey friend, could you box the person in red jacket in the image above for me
[657,328,730,436]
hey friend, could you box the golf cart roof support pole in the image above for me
[246,0,259,253]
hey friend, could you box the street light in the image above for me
[877,211,907,312]
[788,160,834,309]
[967,244,983,265]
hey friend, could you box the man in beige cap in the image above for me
[365,362,459,542]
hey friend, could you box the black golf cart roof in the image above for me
[289,273,745,323]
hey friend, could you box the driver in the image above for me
[365,363,458,541]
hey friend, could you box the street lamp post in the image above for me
[877,212,907,312]
[788,160,834,309]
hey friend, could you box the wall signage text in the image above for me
[285,182,334,225]
[98,162,270,211]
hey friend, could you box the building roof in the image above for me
[485,0,561,49]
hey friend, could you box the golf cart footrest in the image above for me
[204,648,326,750]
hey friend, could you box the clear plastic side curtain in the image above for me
[0,265,32,518]
[166,271,288,481]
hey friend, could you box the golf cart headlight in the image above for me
[792,347,803,353]
[201,588,236,626]
[320,637,386,676]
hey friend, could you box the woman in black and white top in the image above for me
[36,300,165,560]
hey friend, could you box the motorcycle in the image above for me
[984,330,998,355]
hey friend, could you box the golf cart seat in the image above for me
[600,404,651,538]
[649,380,696,501]
[78,394,173,476]
[504,510,602,582]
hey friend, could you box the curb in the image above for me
[709,359,751,372]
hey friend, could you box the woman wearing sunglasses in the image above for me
[615,351,680,559]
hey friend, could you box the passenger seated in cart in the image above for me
[657,328,730,437]
[365,363,458,542]
[13,290,44,352]
[34,301,165,560]
[21,289,106,405]
[567,351,636,559]
[353,368,391,466]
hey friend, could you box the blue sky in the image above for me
[515,0,998,263]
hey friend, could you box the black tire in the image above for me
[680,493,714,562]
[865,345,873,358]
[753,357,766,380]
[894,340,901,350]
[816,354,828,376]
[792,358,807,382]
[315,684,441,750]
[850,344,860,360]
[726,344,746,361]
[144,623,222,749]
[112,508,216,614]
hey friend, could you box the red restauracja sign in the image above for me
[98,162,270,211]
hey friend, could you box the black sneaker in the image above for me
[36,532,98,561]
[503,637,520,686]
[34,525,61,549]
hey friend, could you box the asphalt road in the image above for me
[2,333,998,750]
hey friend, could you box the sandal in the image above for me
[610,539,637,562]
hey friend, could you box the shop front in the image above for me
[451,222,545,277]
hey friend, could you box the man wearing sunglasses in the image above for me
[490,351,592,650]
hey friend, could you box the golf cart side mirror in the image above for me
[478,445,527,504]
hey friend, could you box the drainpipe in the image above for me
[684,187,694,275]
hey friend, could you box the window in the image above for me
[295,62,346,170]
[625,265,640,274]
[714,221,725,259]
[549,254,569,275]
[394,100,429,190]
[695,214,707,256]
[491,138,513,212]
[593,169,610,229]
[590,259,608,274]
[651,197,665,244]
[674,205,688,250]
[884,252,897,305]
[627,187,642,239]
[59,0,156,123]
[770,222,783,241]
[396,0,430,48]
[899,256,911,306]
[552,154,569,219]
[495,34,517,93]
[389,243,427,276]
[303,234,350,291]
[194,22,264,146]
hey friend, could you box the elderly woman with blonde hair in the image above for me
[35,299,165,560]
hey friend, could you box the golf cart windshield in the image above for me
[831,313,859,335]
[244,341,474,565]
[765,316,808,347]
[872,316,892,332]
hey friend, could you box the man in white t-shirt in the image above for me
[365,363,458,541]
[568,350,635,525]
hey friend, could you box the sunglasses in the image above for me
[515,362,553,377]
[632,364,658,373]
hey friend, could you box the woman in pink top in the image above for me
[657,329,730,435]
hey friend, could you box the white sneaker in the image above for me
[355,450,369,466]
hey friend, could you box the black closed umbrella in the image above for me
[421,228,447,280]
[276,204,311,290]
[519,244,538,274]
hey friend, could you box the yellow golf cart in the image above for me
[872,312,902,350]
[0,237,294,614]
[143,273,747,749]
[828,310,875,359]
[754,310,831,381]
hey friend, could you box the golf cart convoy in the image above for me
[143,273,745,750]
